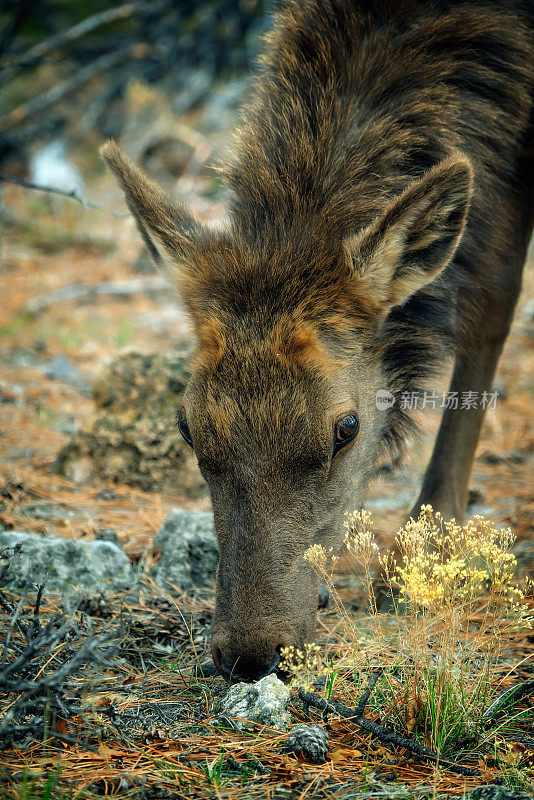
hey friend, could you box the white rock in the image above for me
[30,140,84,194]
[217,674,290,731]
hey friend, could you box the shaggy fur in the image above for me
[102,0,534,681]
[104,0,534,458]
[221,0,534,455]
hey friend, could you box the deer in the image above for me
[101,0,534,682]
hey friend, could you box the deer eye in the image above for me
[333,413,359,456]
[178,416,193,448]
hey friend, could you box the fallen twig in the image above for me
[482,680,534,724]
[0,172,129,218]
[0,2,169,80]
[0,583,118,750]
[299,675,481,777]
[0,48,134,134]
[0,0,33,59]
[26,277,168,315]
[0,585,29,640]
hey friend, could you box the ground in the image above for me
[0,157,532,798]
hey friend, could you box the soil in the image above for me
[0,167,532,799]
[1,182,533,568]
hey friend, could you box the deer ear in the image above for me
[100,140,201,269]
[345,154,473,309]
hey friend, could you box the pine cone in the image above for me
[285,724,329,763]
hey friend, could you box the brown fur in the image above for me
[102,0,534,681]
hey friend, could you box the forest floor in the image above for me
[0,162,533,799]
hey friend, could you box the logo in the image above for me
[376,389,395,411]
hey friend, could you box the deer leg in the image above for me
[412,215,533,521]
[410,337,509,522]
[411,127,534,523]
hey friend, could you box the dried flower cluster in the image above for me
[302,507,533,754]
[279,643,322,690]
[343,509,379,562]
[303,544,337,570]
[387,506,532,631]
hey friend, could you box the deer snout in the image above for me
[211,636,289,683]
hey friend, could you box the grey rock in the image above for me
[522,297,534,322]
[94,528,119,545]
[55,349,206,497]
[317,584,330,609]
[365,490,414,512]
[39,355,89,393]
[467,504,495,518]
[285,724,329,763]
[9,348,40,368]
[30,140,84,195]
[20,503,78,521]
[217,674,290,731]
[152,509,218,592]
[491,380,507,401]
[467,786,532,800]
[0,531,134,595]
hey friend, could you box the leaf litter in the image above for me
[0,178,533,799]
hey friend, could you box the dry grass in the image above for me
[0,527,532,800]
[0,182,533,799]
[286,508,534,794]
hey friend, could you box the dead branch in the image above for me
[1,0,173,81]
[0,586,29,640]
[0,581,118,750]
[299,675,481,778]
[0,48,134,134]
[0,0,33,59]
[26,277,168,315]
[482,681,534,724]
[0,172,129,218]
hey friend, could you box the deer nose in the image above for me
[212,643,282,683]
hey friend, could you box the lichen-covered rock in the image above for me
[54,349,206,497]
[467,786,533,800]
[217,674,290,731]
[284,724,329,763]
[151,509,218,592]
[0,531,134,595]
